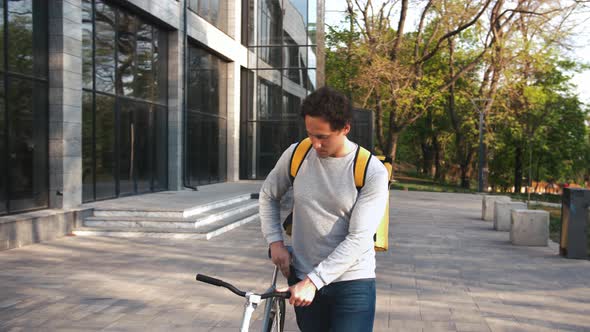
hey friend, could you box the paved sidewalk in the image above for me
[1,191,590,331]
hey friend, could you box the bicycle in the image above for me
[196,264,291,332]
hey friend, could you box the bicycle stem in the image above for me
[241,292,261,332]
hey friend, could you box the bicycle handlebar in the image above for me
[196,274,246,297]
[196,274,291,299]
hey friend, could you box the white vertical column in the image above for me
[168,28,184,191]
[48,0,83,209]
[316,0,325,87]
[226,62,241,182]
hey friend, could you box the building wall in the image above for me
[1,0,323,216]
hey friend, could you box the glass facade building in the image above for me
[81,0,168,202]
[189,0,228,34]
[240,0,318,179]
[186,44,228,186]
[0,0,323,215]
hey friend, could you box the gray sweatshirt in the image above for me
[259,141,389,290]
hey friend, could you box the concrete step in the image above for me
[93,193,254,218]
[84,200,259,230]
[73,214,260,240]
[195,211,259,237]
[193,199,259,228]
[73,227,210,239]
[84,216,193,229]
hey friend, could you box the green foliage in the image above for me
[487,55,590,188]
[325,14,361,98]
[325,1,590,192]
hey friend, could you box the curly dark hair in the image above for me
[300,86,352,131]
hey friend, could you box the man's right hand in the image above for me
[270,241,291,278]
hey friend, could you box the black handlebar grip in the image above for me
[261,291,291,299]
[196,274,224,287]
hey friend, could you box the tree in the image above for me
[483,0,585,192]
[325,0,590,189]
[325,13,361,99]
[348,0,496,167]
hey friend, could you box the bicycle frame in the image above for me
[259,265,280,331]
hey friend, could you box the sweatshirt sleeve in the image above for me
[307,157,389,289]
[259,144,297,244]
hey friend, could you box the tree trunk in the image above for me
[391,0,408,62]
[421,141,432,175]
[481,122,489,192]
[374,92,386,153]
[447,37,471,188]
[460,149,473,189]
[514,144,523,194]
[535,154,541,193]
[421,110,434,176]
[460,167,470,188]
[433,134,442,181]
[389,131,400,166]
[478,65,501,192]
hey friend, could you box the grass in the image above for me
[393,172,562,203]
[392,174,475,194]
[529,204,562,245]
[393,172,564,202]
[511,193,562,204]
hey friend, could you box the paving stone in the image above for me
[1,190,590,331]
[456,321,492,332]
[420,306,452,321]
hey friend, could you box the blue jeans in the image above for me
[288,270,376,332]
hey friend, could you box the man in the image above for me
[259,87,389,331]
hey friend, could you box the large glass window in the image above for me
[241,0,317,179]
[116,11,136,97]
[189,0,228,34]
[82,0,167,202]
[0,76,6,215]
[186,44,228,185]
[0,0,48,215]
[94,1,116,93]
[258,0,282,45]
[241,0,254,46]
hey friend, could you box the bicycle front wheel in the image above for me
[265,297,286,332]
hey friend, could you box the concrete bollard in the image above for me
[510,209,549,246]
[482,195,511,221]
[494,201,527,231]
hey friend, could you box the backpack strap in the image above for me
[289,137,313,183]
[353,145,371,191]
[353,146,377,243]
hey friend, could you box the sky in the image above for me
[324,0,590,106]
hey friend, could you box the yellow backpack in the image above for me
[283,138,390,251]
